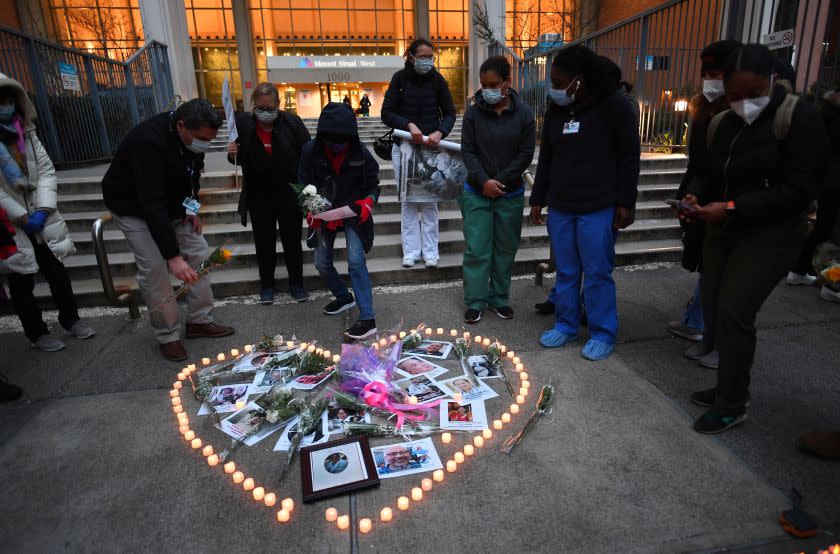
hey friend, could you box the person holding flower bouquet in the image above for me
[102,99,235,362]
[298,102,381,340]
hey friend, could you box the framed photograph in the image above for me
[440,399,488,431]
[437,375,499,403]
[404,340,453,360]
[395,356,448,379]
[301,436,380,503]
[466,355,500,379]
[197,383,251,415]
[327,401,370,433]
[371,437,443,479]
[395,374,449,403]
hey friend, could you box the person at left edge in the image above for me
[298,102,380,340]
[102,99,235,362]
[228,82,311,305]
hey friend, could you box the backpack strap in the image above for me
[706,108,731,150]
[773,93,799,141]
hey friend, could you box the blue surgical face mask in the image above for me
[0,104,15,122]
[185,138,210,154]
[549,77,580,106]
[413,56,434,75]
[481,87,505,105]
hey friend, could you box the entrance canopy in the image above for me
[267,55,405,84]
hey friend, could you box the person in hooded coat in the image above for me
[298,102,380,340]
[0,73,94,352]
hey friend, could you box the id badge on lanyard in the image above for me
[563,119,580,134]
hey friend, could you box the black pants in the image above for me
[248,189,304,290]
[7,238,79,341]
[792,191,840,274]
[701,218,806,410]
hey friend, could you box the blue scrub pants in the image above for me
[547,207,618,343]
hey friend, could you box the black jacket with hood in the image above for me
[461,89,536,193]
[298,103,380,252]
[102,112,204,259]
[530,91,640,213]
[228,110,311,226]
[381,66,456,138]
[699,85,828,232]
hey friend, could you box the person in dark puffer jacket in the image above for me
[665,39,740,369]
[299,103,380,340]
[381,38,456,269]
[680,44,828,434]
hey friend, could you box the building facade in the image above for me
[3,0,838,116]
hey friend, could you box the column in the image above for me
[139,0,198,101]
[467,0,505,97]
[415,0,430,40]
[232,0,257,107]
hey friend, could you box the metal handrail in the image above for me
[91,213,141,319]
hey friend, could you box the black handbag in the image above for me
[373,129,394,161]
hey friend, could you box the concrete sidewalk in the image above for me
[1,266,838,552]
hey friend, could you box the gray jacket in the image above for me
[460,89,536,193]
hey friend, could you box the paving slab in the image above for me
[0,348,790,553]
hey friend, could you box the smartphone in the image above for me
[665,199,697,213]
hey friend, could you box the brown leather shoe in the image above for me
[799,431,840,460]
[160,340,188,362]
[185,322,236,339]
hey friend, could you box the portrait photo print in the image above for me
[438,375,499,403]
[371,437,443,479]
[197,383,251,415]
[396,374,449,403]
[404,340,453,360]
[440,399,488,431]
[395,356,448,379]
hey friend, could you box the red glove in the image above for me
[325,219,344,231]
[306,213,322,230]
[353,197,374,223]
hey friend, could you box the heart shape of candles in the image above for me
[169,326,532,534]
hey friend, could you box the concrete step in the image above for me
[54,161,684,196]
[33,238,682,307]
[65,204,680,258]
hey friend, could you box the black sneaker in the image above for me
[346,319,377,340]
[464,309,482,324]
[259,288,275,305]
[490,306,514,319]
[323,296,356,315]
[290,285,310,303]
[534,300,554,315]
[690,387,717,407]
[693,408,748,434]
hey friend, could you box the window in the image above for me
[47,0,143,61]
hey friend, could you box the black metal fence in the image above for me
[493,0,836,152]
[0,24,174,166]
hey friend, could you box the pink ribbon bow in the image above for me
[362,381,441,429]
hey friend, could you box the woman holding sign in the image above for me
[228,83,311,305]
[382,38,457,269]
[459,56,535,323]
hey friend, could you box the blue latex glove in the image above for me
[23,210,48,234]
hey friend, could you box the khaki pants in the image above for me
[114,214,214,344]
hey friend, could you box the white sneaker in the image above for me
[425,258,439,268]
[786,272,818,286]
[820,286,840,303]
[402,257,415,268]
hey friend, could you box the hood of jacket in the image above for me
[471,87,524,113]
[0,73,37,130]
[316,102,359,142]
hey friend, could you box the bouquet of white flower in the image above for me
[291,183,332,215]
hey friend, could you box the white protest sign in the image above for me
[762,28,794,51]
[221,76,238,142]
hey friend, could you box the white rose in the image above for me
[266,410,278,424]
[303,185,317,196]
